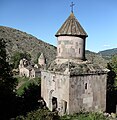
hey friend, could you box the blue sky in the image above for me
[0,0,117,52]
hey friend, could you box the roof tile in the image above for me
[55,13,88,37]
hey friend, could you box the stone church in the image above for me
[41,11,109,115]
[19,53,46,78]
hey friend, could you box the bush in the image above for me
[60,112,108,120]
[11,52,31,69]
[15,109,60,120]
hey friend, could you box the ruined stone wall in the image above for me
[19,67,30,77]
[30,69,35,78]
[41,70,70,114]
[35,71,41,78]
[69,73,107,114]
[57,36,85,60]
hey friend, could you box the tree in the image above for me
[11,51,31,69]
[16,77,41,116]
[108,55,117,88]
[110,55,117,75]
[21,83,41,113]
[33,52,41,64]
[106,55,117,113]
[0,38,18,119]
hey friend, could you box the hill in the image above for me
[85,50,108,67]
[98,48,117,60]
[0,26,108,67]
[0,26,56,65]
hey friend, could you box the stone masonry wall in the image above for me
[41,70,70,114]
[57,36,85,60]
[69,73,107,114]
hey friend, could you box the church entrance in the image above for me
[52,97,57,111]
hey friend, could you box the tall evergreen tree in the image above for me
[0,38,18,119]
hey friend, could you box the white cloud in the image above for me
[103,44,111,47]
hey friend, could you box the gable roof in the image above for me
[55,13,88,37]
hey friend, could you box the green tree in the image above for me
[106,55,117,113]
[0,38,18,119]
[108,55,117,87]
[34,52,41,64]
[11,51,31,69]
[110,55,117,74]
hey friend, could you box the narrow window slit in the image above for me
[85,83,87,89]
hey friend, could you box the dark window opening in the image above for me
[85,83,87,89]
[52,97,57,111]
[62,100,67,114]
[79,48,80,54]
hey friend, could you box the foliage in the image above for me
[0,38,18,119]
[107,55,117,88]
[11,51,31,69]
[107,64,116,91]
[14,77,41,117]
[110,55,117,74]
[0,38,41,119]
[15,111,109,120]
[106,55,117,113]
[61,112,108,120]
[16,83,41,116]
[98,48,117,60]
[34,52,41,64]
[85,50,108,67]
[112,54,117,73]
[15,109,60,120]
[0,26,56,66]
[16,77,40,95]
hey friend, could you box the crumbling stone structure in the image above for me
[19,53,46,78]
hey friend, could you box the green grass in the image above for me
[16,76,29,82]
[16,76,40,96]
[16,110,109,120]
[60,112,109,120]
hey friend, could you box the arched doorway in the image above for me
[52,97,57,111]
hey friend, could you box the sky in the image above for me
[0,0,117,52]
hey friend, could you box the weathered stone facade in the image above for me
[57,35,86,62]
[69,73,107,113]
[41,71,69,114]
[41,12,109,115]
[19,53,46,78]
[41,61,108,115]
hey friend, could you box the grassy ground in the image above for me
[16,109,110,120]
[60,112,109,120]
[16,76,40,95]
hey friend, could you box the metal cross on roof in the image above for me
[70,2,75,13]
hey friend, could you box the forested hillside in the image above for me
[98,48,117,60]
[0,26,56,65]
[0,26,111,67]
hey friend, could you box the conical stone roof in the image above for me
[55,13,88,37]
[39,53,45,59]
